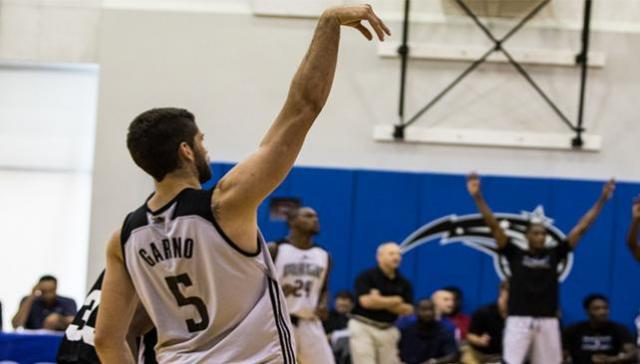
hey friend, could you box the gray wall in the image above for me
[88,7,640,283]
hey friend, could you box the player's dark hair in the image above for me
[335,290,355,302]
[127,108,199,182]
[583,293,608,310]
[525,222,547,234]
[39,275,57,284]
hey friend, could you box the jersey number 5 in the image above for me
[165,273,210,333]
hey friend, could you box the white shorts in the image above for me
[503,316,562,364]
[293,318,335,364]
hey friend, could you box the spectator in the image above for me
[11,275,77,331]
[324,291,356,364]
[462,281,509,364]
[563,294,637,364]
[324,290,355,336]
[399,298,459,364]
[431,290,457,335]
[349,242,414,364]
[442,286,471,340]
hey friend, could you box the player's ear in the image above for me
[178,142,195,162]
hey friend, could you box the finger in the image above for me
[354,23,373,41]
[370,10,392,36]
[366,14,386,41]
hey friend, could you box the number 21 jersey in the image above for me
[121,188,296,364]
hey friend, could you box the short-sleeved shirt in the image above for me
[23,295,77,329]
[563,321,634,364]
[468,303,505,354]
[499,239,571,317]
[352,267,413,323]
[399,321,458,364]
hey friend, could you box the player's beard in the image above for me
[194,149,212,184]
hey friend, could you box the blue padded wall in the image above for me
[207,163,640,330]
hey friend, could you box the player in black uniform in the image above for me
[57,271,157,364]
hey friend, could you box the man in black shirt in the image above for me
[12,275,77,331]
[399,299,459,364]
[463,281,509,364]
[563,294,637,364]
[467,173,615,364]
[349,242,414,364]
[324,290,355,336]
[626,197,640,262]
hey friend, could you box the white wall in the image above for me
[87,5,640,280]
[0,66,98,330]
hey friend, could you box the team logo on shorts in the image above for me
[399,206,573,281]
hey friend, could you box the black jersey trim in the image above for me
[145,188,194,215]
[267,278,291,364]
[268,278,296,363]
[209,213,262,258]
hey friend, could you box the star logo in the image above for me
[399,206,574,281]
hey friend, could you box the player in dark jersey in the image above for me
[467,173,615,364]
[57,271,157,364]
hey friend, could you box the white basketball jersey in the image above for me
[273,241,330,314]
[121,188,296,364]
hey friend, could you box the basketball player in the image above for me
[467,173,615,364]
[270,207,335,364]
[626,197,640,261]
[94,5,390,364]
[57,270,157,364]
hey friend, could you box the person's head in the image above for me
[287,207,320,236]
[583,294,610,324]
[376,242,402,271]
[431,289,455,317]
[127,108,212,184]
[442,286,463,315]
[497,280,509,311]
[333,291,355,315]
[38,275,58,305]
[525,222,548,250]
[416,299,436,324]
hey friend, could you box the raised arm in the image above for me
[11,286,39,329]
[212,5,390,253]
[467,173,508,249]
[627,197,640,261]
[566,179,615,248]
[94,231,139,364]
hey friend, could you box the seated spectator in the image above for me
[443,286,471,340]
[324,290,355,336]
[462,281,509,364]
[399,298,459,364]
[11,275,77,331]
[431,289,457,335]
[563,294,637,364]
[324,290,355,364]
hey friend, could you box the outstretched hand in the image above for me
[601,179,615,201]
[467,172,481,198]
[325,4,391,41]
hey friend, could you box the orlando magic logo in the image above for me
[399,206,574,281]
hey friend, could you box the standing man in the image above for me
[467,173,615,364]
[626,197,640,261]
[270,207,335,364]
[563,294,637,364]
[95,5,391,364]
[349,242,414,364]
